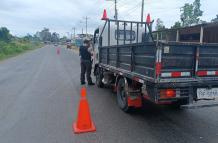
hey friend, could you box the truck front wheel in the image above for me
[117,78,131,112]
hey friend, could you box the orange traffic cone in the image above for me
[146,13,151,24]
[57,48,60,55]
[101,9,108,20]
[73,87,96,134]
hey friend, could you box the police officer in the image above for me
[79,39,95,85]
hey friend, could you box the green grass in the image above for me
[0,40,43,61]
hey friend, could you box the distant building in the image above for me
[74,34,93,47]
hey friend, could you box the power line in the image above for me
[106,0,118,20]
[117,0,131,9]
[83,16,90,37]
[125,1,142,16]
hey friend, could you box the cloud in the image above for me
[0,0,217,37]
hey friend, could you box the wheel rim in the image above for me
[96,74,100,84]
[120,82,126,103]
[118,79,127,107]
[96,68,102,86]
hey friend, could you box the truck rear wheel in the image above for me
[96,67,104,88]
[117,78,131,112]
[168,102,182,110]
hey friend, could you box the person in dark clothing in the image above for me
[79,40,95,85]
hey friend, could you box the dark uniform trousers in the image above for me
[80,59,92,83]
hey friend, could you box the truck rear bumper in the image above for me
[157,80,218,88]
[144,80,218,105]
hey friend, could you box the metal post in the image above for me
[137,23,139,43]
[124,22,126,45]
[108,20,110,46]
[141,0,144,26]
[156,32,159,42]
[161,32,163,40]
[117,21,119,45]
[116,21,119,68]
[176,30,179,42]
[130,22,133,44]
[200,26,204,44]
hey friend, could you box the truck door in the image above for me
[93,28,100,64]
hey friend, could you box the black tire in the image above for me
[117,78,131,112]
[96,67,104,88]
[168,102,182,110]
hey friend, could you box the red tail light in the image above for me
[197,71,218,76]
[160,89,176,99]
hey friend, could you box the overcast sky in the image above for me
[0,0,217,37]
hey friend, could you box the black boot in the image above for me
[88,82,95,86]
[81,82,86,85]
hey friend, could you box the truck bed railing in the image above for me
[99,40,218,84]
[99,19,154,47]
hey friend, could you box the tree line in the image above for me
[155,0,218,31]
[0,27,65,43]
[25,28,62,43]
[0,27,43,60]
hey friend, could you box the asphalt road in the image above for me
[0,45,218,143]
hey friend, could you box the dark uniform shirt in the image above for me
[79,46,91,61]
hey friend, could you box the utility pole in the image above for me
[66,32,70,39]
[73,27,76,39]
[141,0,144,26]
[79,21,84,35]
[83,16,89,38]
[115,0,118,21]
[107,0,118,21]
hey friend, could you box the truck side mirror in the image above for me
[93,37,96,44]
[93,28,99,44]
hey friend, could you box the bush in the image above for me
[0,39,42,60]
[0,27,12,42]
[0,53,5,60]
